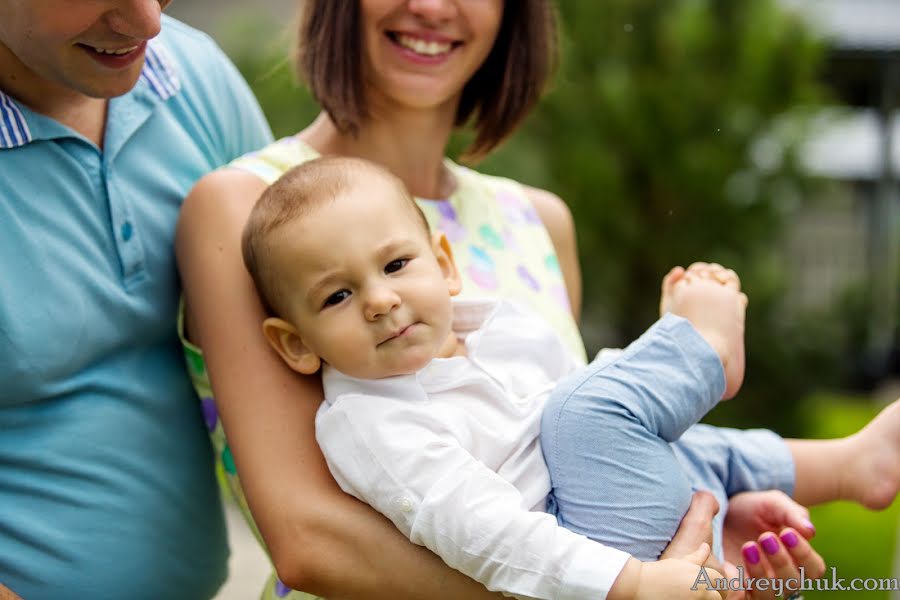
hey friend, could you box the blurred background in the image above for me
[168,0,900,597]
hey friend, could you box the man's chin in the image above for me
[84,75,144,99]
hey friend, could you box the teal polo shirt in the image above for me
[0,16,273,599]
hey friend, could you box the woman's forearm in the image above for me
[176,171,500,600]
[269,488,502,599]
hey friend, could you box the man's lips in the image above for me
[77,41,146,69]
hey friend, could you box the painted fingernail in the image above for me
[780,530,799,548]
[761,534,780,555]
[742,544,761,565]
[803,519,816,535]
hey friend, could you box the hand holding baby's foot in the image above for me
[660,263,747,399]
[843,398,900,510]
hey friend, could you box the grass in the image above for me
[798,393,900,598]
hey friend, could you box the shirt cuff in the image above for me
[559,542,632,600]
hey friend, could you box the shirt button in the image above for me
[121,221,133,241]
[399,498,413,513]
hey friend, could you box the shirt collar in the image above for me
[0,37,181,149]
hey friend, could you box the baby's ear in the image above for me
[432,232,462,296]
[262,318,322,375]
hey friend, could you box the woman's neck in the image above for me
[300,105,458,199]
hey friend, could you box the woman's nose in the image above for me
[406,0,459,25]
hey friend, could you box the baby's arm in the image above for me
[316,395,724,600]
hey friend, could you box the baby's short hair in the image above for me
[242,156,430,317]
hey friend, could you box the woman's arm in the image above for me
[175,169,502,600]
[524,186,583,321]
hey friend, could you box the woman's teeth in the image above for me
[396,34,452,57]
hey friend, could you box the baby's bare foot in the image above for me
[664,273,747,399]
[660,266,686,316]
[845,398,900,510]
[686,262,742,290]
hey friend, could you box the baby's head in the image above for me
[242,156,462,379]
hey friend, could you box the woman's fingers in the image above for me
[739,528,824,599]
[740,542,778,600]
[758,533,802,592]
[779,528,826,579]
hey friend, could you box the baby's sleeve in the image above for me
[315,395,631,600]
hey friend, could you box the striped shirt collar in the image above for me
[0,37,181,149]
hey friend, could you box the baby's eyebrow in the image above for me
[374,238,414,258]
[306,271,343,304]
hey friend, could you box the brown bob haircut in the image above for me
[296,0,558,160]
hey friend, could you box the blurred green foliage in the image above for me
[481,0,831,435]
[803,394,899,598]
[215,1,866,435]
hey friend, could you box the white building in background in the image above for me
[780,0,899,371]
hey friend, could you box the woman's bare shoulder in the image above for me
[176,168,269,250]
[521,185,575,241]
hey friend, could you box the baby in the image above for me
[242,156,899,600]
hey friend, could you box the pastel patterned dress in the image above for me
[180,136,586,600]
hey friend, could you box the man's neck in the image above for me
[0,43,109,147]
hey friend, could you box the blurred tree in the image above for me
[217,14,319,139]
[479,0,830,432]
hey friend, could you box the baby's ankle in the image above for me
[693,327,741,399]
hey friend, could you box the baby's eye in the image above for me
[384,258,409,274]
[323,290,350,308]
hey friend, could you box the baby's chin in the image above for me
[336,352,435,380]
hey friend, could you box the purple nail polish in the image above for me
[780,531,799,548]
[761,534,780,555]
[742,544,761,565]
[803,519,816,535]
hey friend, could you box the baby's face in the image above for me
[270,177,458,379]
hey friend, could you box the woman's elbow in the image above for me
[266,510,373,596]
[267,520,330,592]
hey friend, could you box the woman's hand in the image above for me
[722,491,826,599]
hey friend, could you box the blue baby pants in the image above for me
[541,314,795,561]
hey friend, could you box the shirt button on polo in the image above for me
[121,221,133,241]
[399,498,413,513]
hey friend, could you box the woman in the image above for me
[176,1,822,598]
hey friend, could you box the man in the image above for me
[0,1,272,597]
